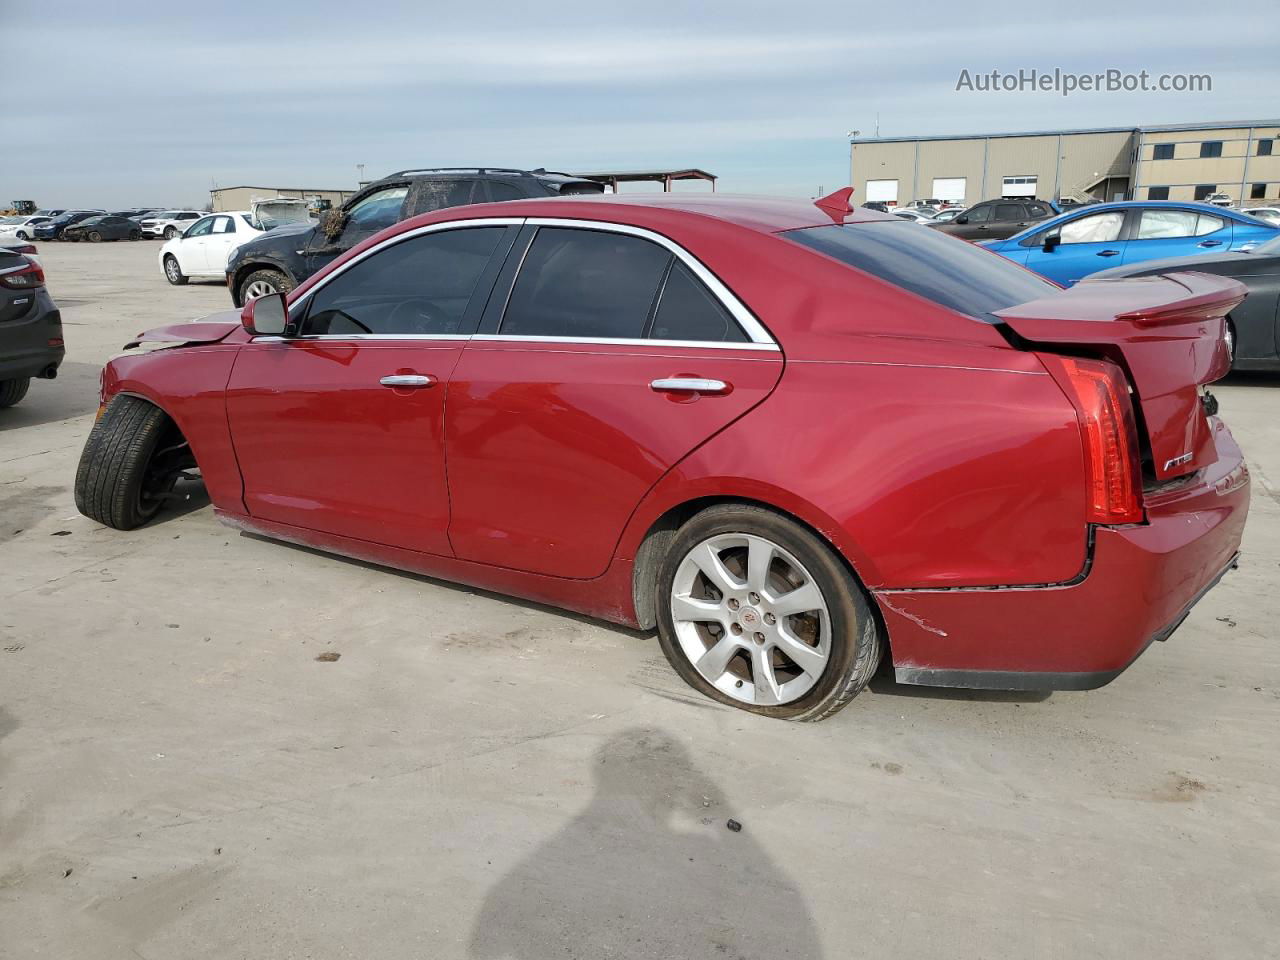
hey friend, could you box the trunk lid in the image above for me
[993,271,1246,482]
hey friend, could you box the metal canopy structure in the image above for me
[571,168,717,192]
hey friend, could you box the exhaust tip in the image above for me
[41,364,58,380]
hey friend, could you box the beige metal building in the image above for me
[210,185,356,213]
[851,120,1280,208]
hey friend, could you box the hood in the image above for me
[250,198,313,231]
[124,311,243,350]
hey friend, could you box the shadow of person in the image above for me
[469,728,823,960]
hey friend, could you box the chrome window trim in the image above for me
[281,215,777,349]
[516,217,776,346]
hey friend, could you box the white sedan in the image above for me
[0,215,54,240]
[158,211,263,285]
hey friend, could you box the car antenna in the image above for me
[814,186,855,221]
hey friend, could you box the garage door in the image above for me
[931,178,966,203]
[1002,176,1038,197]
[865,179,899,203]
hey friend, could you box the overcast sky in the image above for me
[8,1,1278,208]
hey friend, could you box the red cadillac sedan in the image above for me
[75,192,1250,720]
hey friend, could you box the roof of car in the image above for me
[423,192,896,233]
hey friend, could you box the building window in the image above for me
[1147,186,1170,200]
[1259,139,1274,157]
[1152,143,1175,160]
[1199,141,1223,158]
[1252,183,1267,199]
[1001,175,1037,197]
[1193,184,1217,201]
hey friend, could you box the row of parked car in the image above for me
[0,209,207,242]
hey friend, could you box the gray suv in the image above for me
[931,198,1058,241]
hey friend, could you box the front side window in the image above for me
[499,228,671,339]
[787,221,1058,320]
[302,227,505,336]
[1057,211,1124,244]
[964,204,993,223]
[184,217,215,238]
[344,186,410,232]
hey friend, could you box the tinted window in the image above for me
[346,187,409,231]
[407,181,475,217]
[179,212,199,220]
[994,203,1024,221]
[787,221,1058,320]
[302,227,505,336]
[964,204,992,223]
[483,182,526,203]
[1153,143,1175,160]
[1147,186,1170,200]
[1026,202,1050,217]
[1057,211,1124,244]
[500,228,671,339]
[649,262,747,343]
[1200,141,1223,158]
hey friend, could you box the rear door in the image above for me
[1023,208,1128,285]
[226,222,518,555]
[1120,207,1228,268]
[444,222,784,578]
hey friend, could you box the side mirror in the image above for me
[242,292,288,335]
[955,214,969,224]
[1043,234,1061,253]
[318,209,348,239]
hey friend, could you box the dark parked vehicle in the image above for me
[0,253,63,408]
[931,198,1058,241]
[225,167,604,305]
[63,215,143,242]
[33,210,104,240]
[1094,231,1280,370]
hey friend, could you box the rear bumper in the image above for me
[878,418,1250,690]
[0,294,64,380]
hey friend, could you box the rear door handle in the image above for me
[1096,249,1121,257]
[650,377,731,395]
[1198,239,1223,247]
[380,374,436,388]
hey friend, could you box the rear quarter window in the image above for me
[787,221,1058,318]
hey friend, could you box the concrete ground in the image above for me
[2,241,1278,960]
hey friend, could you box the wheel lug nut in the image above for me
[748,592,760,604]
[727,598,740,610]
[764,612,776,625]
[753,632,765,644]
[730,623,743,635]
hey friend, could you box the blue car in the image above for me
[33,210,102,241]
[979,201,1279,286]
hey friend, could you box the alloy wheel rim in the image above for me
[245,280,276,300]
[165,259,179,281]
[670,533,831,706]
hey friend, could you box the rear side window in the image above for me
[994,203,1024,220]
[787,221,1058,319]
[482,182,526,203]
[1135,209,1223,239]
[407,180,475,216]
[302,227,505,336]
[650,262,748,343]
[500,228,670,339]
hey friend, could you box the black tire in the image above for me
[15,231,28,240]
[239,268,294,304]
[129,230,141,241]
[88,231,102,242]
[0,377,31,408]
[74,395,181,530]
[655,504,882,721]
[163,255,188,286]
[163,226,177,240]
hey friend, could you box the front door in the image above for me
[198,215,240,274]
[226,223,516,555]
[1024,209,1128,285]
[445,224,784,579]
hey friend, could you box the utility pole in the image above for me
[356,163,365,185]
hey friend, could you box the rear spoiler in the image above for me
[993,271,1247,333]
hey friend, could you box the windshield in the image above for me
[787,220,1059,319]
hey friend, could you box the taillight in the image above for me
[0,261,45,290]
[1043,354,1143,525]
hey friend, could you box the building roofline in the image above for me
[210,185,354,193]
[851,119,1280,145]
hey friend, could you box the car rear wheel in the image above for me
[129,229,141,241]
[75,395,191,530]
[0,377,31,408]
[240,269,294,303]
[15,231,29,240]
[163,255,188,286]
[655,504,881,721]
[88,231,102,242]
[163,226,177,240]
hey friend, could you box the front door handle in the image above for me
[380,374,436,388]
[650,377,730,394]
[1096,249,1121,257]
[1198,239,1223,247]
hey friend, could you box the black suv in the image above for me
[226,167,604,305]
[930,198,1058,241]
